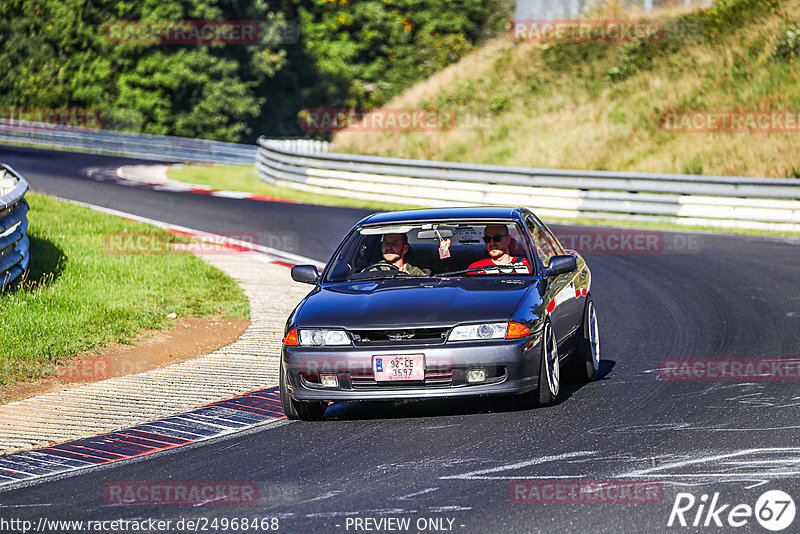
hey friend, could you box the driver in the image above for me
[467,225,531,274]
[376,233,426,275]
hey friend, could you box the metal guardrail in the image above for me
[0,119,255,165]
[256,137,800,232]
[0,164,30,290]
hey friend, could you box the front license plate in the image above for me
[373,355,425,381]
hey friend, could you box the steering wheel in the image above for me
[360,262,400,273]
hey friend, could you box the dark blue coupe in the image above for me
[280,207,599,420]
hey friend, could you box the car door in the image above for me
[542,223,584,338]
[524,215,574,344]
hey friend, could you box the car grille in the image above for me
[349,368,453,389]
[349,327,449,346]
[301,366,507,390]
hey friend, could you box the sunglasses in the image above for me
[483,234,508,243]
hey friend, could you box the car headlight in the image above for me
[447,322,508,341]
[299,329,351,346]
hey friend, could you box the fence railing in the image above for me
[0,164,30,289]
[256,137,800,232]
[0,119,255,165]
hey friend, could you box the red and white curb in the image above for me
[58,196,326,270]
[0,388,287,489]
[86,165,298,204]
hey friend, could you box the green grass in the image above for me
[0,193,249,386]
[333,0,800,179]
[167,164,420,212]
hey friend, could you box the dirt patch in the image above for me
[0,316,249,405]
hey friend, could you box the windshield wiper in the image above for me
[346,271,415,282]
[437,264,532,277]
[435,267,489,277]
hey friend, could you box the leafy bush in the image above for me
[771,22,800,62]
[489,94,510,115]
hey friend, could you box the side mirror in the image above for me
[546,255,577,278]
[291,264,319,285]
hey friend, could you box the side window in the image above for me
[524,215,556,267]
[544,228,565,255]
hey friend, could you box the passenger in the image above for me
[377,233,426,275]
[467,225,531,274]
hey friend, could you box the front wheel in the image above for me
[567,297,599,383]
[279,365,327,421]
[519,319,560,409]
[537,319,560,406]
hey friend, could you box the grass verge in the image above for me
[332,0,800,178]
[0,192,249,386]
[167,164,420,212]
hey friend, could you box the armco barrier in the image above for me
[0,119,255,165]
[256,137,800,232]
[0,164,30,289]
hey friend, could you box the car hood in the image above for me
[297,278,536,329]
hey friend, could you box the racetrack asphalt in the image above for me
[2,144,800,533]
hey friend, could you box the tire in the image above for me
[537,319,561,406]
[519,319,560,409]
[567,297,600,383]
[279,365,327,421]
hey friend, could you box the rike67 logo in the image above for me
[668,490,796,531]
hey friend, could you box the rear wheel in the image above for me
[567,297,599,383]
[279,365,327,421]
[519,319,560,409]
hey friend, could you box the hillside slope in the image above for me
[332,0,800,178]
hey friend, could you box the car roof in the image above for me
[358,206,525,226]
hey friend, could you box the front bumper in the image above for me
[282,336,541,401]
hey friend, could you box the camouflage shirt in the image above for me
[401,263,427,276]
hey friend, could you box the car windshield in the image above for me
[324,220,535,282]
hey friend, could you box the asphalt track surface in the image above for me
[2,144,800,533]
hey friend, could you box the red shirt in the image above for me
[467,257,531,274]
